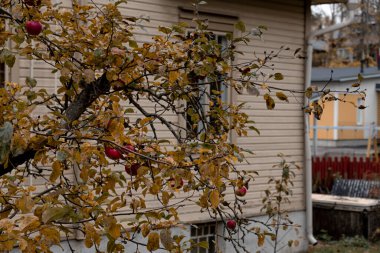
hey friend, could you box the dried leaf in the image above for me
[275,92,288,102]
[305,87,313,99]
[107,222,121,239]
[246,85,260,96]
[264,94,275,110]
[160,229,173,250]
[147,232,160,251]
[42,206,71,223]
[258,234,265,247]
[210,190,220,209]
[18,215,40,232]
[16,195,34,214]
[50,160,62,182]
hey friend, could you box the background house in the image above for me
[0,0,342,252]
[311,66,380,154]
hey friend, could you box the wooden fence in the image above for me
[312,156,380,193]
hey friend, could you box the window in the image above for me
[190,223,217,253]
[179,9,237,140]
[185,34,230,138]
[357,98,364,125]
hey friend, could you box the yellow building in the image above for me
[311,67,380,146]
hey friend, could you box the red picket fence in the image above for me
[312,156,380,193]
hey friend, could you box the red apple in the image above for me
[226,220,237,230]
[125,163,140,176]
[105,146,122,160]
[235,186,247,197]
[169,178,184,189]
[124,144,135,154]
[25,21,43,36]
[24,0,41,6]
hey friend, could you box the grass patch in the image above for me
[308,236,380,253]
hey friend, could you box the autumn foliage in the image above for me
[0,0,339,252]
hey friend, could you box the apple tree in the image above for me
[0,0,365,252]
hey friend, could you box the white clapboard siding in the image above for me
[8,0,306,225]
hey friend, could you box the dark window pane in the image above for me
[203,226,208,235]
[210,225,215,234]
[208,237,215,253]
[191,226,197,237]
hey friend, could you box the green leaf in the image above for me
[234,21,246,32]
[197,240,209,249]
[274,73,284,80]
[42,206,71,223]
[249,126,260,135]
[0,49,16,68]
[129,40,138,48]
[158,26,172,34]
[26,77,37,88]
[124,108,134,113]
[358,73,363,82]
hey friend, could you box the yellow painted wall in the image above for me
[309,100,335,140]
[338,94,364,139]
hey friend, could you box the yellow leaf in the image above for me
[19,238,28,251]
[162,191,170,206]
[210,190,220,209]
[16,195,34,214]
[258,234,265,247]
[108,222,121,239]
[18,215,40,232]
[0,218,13,233]
[40,227,61,245]
[147,232,160,251]
[84,223,101,248]
[168,71,180,84]
[141,223,150,238]
[50,160,63,182]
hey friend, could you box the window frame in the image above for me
[182,32,232,140]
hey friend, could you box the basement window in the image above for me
[190,223,217,253]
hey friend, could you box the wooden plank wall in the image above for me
[10,0,306,223]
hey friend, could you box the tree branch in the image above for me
[0,74,111,176]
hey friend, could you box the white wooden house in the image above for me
[1,0,342,252]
